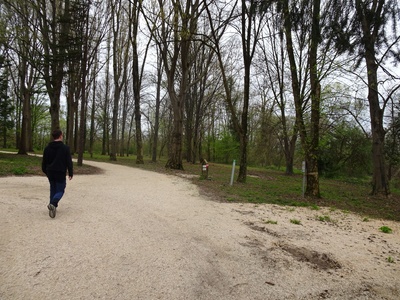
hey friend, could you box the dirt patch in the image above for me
[245,221,281,237]
[279,243,341,270]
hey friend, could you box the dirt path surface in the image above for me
[1,161,400,300]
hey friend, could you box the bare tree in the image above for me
[76,0,91,166]
[14,3,36,154]
[205,0,265,182]
[35,0,72,132]
[156,0,202,170]
[3,0,42,154]
[257,18,298,174]
[152,51,163,163]
[141,1,166,163]
[110,0,130,161]
[102,31,112,156]
[184,21,218,164]
[328,0,400,195]
[128,0,147,164]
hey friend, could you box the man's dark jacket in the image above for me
[42,141,73,180]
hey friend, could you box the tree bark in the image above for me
[110,0,129,161]
[18,57,29,155]
[282,0,321,197]
[160,0,200,170]
[89,62,97,158]
[129,0,144,164]
[356,0,389,195]
[66,62,77,152]
[102,32,111,156]
[306,0,321,197]
[77,2,90,167]
[152,54,162,163]
[365,40,389,195]
[16,15,31,155]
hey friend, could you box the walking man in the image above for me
[42,129,73,218]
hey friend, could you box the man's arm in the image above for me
[41,149,47,174]
[66,146,73,180]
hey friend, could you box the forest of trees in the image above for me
[0,0,399,197]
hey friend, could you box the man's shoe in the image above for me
[47,204,56,218]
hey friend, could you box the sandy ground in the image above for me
[0,160,399,300]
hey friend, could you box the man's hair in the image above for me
[52,129,63,140]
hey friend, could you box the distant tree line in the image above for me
[0,0,399,197]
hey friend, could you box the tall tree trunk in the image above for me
[167,94,184,169]
[16,20,30,156]
[66,61,77,152]
[152,55,162,163]
[110,0,128,161]
[130,0,144,164]
[73,98,79,153]
[365,47,388,194]
[102,33,111,156]
[110,86,120,161]
[120,78,128,157]
[275,27,297,175]
[161,0,200,170]
[282,0,320,197]
[356,0,389,195]
[237,0,260,183]
[18,57,29,155]
[306,0,321,197]
[27,67,34,152]
[89,65,97,158]
[133,87,144,164]
[119,37,131,157]
[77,2,90,167]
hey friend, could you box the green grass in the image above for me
[0,153,43,176]
[317,215,335,223]
[290,219,302,225]
[0,151,100,177]
[379,226,393,234]
[264,219,278,225]
[1,150,400,222]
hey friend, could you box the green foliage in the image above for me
[310,204,320,210]
[0,57,14,148]
[12,166,27,175]
[0,153,39,176]
[264,219,278,224]
[0,152,100,177]
[319,122,371,178]
[385,112,400,186]
[248,110,289,168]
[31,85,52,150]
[317,215,335,223]
[385,120,400,166]
[290,219,301,225]
[379,226,392,234]
[211,131,239,164]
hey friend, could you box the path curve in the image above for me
[1,161,400,299]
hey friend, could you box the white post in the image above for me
[230,160,236,186]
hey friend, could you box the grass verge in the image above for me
[0,151,101,177]
[1,150,400,222]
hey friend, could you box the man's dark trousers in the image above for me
[47,173,66,208]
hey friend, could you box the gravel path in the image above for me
[1,161,400,299]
